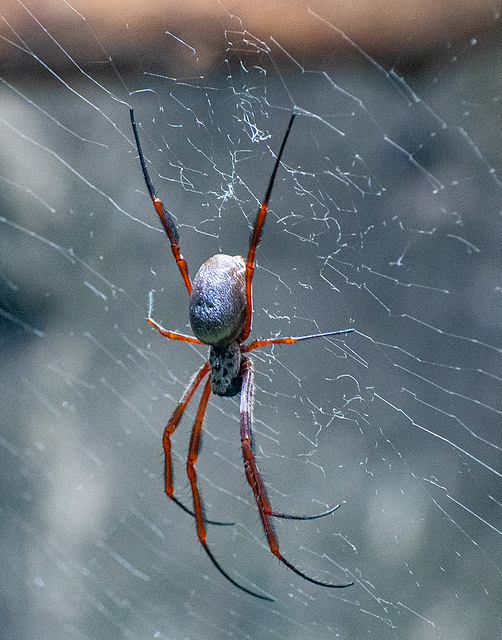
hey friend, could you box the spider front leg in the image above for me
[184,375,273,601]
[160,361,233,528]
[240,357,354,589]
[162,362,208,517]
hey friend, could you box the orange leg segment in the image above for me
[185,375,273,601]
[151,196,192,295]
[243,327,355,353]
[130,107,192,295]
[161,362,231,526]
[239,114,296,343]
[240,357,353,589]
[162,363,213,518]
[147,317,203,344]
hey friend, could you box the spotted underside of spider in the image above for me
[130,107,354,600]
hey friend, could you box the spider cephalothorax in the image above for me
[130,107,354,600]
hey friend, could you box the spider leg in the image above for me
[186,376,274,601]
[163,362,232,527]
[270,503,341,521]
[239,114,296,343]
[243,331,348,521]
[130,107,192,295]
[240,357,354,589]
[147,317,203,345]
[244,331,354,521]
[243,328,355,352]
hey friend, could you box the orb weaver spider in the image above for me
[130,107,354,600]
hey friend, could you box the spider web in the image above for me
[1,2,501,639]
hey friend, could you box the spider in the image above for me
[130,107,354,600]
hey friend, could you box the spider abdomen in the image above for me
[189,254,247,346]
